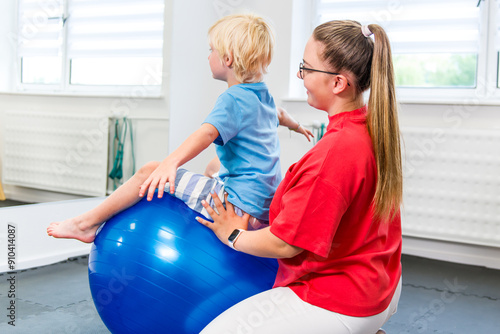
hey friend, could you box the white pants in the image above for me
[201,277,402,334]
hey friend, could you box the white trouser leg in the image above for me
[201,277,402,334]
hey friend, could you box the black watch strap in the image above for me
[228,229,245,250]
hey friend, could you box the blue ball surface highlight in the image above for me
[88,194,278,334]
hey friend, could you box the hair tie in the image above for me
[361,25,373,37]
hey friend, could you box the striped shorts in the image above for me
[173,168,268,230]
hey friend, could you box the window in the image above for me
[17,0,165,95]
[315,0,481,89]
[18,0,65,85]
[286,0,500,103]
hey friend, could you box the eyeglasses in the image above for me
[299,62,350,86]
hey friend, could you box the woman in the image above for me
[197,20,403,334]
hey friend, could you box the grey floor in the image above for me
[1,200,500,333]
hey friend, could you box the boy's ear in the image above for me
[224,52,233,67]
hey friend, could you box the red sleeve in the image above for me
[270,173,348,258]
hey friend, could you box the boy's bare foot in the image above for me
[47,217,100,243]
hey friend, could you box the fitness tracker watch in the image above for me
[228,229,245,250]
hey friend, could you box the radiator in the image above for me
[3,111,109,196]
[401,126,500,248]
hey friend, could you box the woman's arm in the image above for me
[196,193,303,259]
[139,123,219,200]
[231,226,303,258]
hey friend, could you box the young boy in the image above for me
[47,13,311,242]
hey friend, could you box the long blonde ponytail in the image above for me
[366,24,402,220]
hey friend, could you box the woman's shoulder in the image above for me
[323,120,371,151]
[306,123,375,174]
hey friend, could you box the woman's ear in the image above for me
[331,75,350,94]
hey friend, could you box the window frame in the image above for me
[15,0,164,98]
[286,0,500,105]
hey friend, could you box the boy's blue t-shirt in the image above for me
[203,82,281,221]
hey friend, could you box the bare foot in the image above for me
[47,216,100,243]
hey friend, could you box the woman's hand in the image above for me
[198,193,304,258]
[138,158,179,201]
[196,192,249,247]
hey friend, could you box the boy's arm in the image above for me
[277,107,314,142]
[139,123,219,200]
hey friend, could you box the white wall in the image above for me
[0,87,171,203]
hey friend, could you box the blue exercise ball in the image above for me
[88,194,278,334]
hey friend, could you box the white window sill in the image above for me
[1,86,165,99]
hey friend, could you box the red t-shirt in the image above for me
[270,106,402,317]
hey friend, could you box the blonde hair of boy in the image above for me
[208,13,275,83]
[313,20,403,221]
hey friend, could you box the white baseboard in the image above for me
[3,184,89,203]
[402,236,500,270]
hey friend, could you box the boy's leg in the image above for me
[173,168,267,230]
[47,161,161,243]
[173,168,225,219]
[204,156,221,177]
